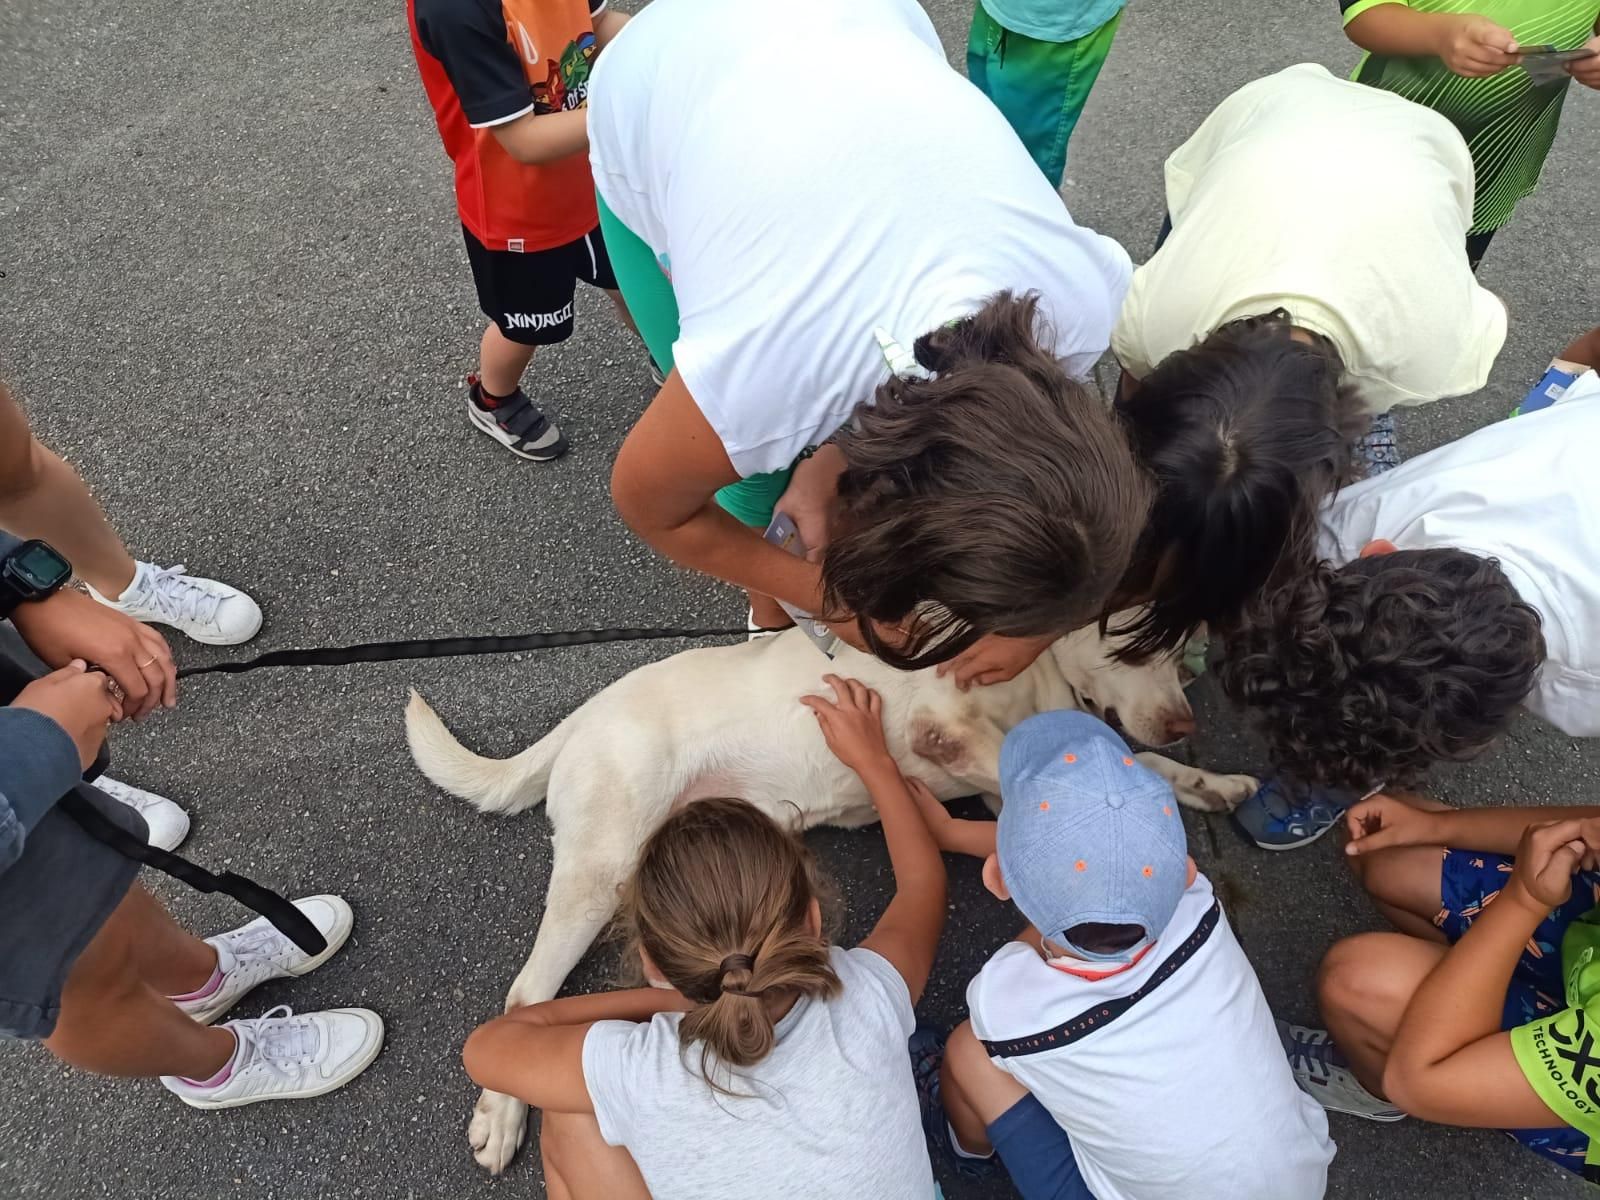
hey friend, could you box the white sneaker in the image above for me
[162,1005,384,1109]
[89,561,263,645]
[177,895,355,1025]
[92,776,190,852]
[1278,1020,1406,1122]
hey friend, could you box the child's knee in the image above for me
[1316,933,1416,1023]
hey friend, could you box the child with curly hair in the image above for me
[1221,330,1600,848]
[461,675,948,1199]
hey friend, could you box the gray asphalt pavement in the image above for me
[1,0,1597,1196]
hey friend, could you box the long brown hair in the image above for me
[822,291,1151,670]
[619,798,841,1087]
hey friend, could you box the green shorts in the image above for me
[966,3,1122,188]
[596,192,795,528]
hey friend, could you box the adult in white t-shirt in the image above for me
[588,0,1141,666]
[1112,62,1506,413]
[1219,353,1600,795]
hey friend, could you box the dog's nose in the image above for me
[1164,712,1197,742]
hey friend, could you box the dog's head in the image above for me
[1046,612,1196,748]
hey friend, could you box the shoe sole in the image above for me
[1247,819,1341,852]
[1325,1104,1408,1123]
[465,397,568,462]
[175,1010,385,1110]
[187,896,357,1026]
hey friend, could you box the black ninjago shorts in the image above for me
[463,223,618,347]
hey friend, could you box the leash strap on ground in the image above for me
[57,789,329,956]
[175,626,760,679]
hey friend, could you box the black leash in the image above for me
[175,625,754,679]
[58,789,329,955]
[85,624,755,949]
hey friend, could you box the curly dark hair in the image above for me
[822,292,1151,670]
[1218,548,1547,791]
[1109,310,1368,661]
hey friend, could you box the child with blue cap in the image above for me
[911,710,1335,1200]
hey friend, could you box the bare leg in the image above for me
[478,324,538,398]
[1350,844,1449,941]
[1348,792,1455,942]
[0,380,138,596]
[540,1111,651,1200]
[940,1021,1031,1157]
[43,883,234,1079]
[1317,931,1444,1096]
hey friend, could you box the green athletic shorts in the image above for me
[596,193,795,528]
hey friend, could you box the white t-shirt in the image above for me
[582,946,935,1200]
[1111,63,1507,415]
[968,875,1335,1200]
[588,0,1132,477]
[1319,370,1600,737]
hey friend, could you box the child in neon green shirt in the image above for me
[1339,0,1600,268]
[1286,796,1600,1180]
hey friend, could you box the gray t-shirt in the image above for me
[583,946,935,1200]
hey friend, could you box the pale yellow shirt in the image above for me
[1111,63,1508,413]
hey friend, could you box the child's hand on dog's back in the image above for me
[802,674,894,779]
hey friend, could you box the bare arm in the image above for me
[611,373,824,612]
[1383,820,1598,1124]
[594,7,629,45]
[1345,794,1600,859]
[489,107,589,166]
[463,988,693,1113]
[1559,325,1600,369]
[1345,5,1520,75]
[801,677,948,1003]
[908,781,999,859]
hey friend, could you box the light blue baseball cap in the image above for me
[997,711,1189,962]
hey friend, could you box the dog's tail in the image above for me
[405,690,569,816]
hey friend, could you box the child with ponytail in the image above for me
[463,674,949,1200]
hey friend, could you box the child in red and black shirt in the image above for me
[409,0,645,460]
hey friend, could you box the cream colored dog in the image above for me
[406,620,1256,1173]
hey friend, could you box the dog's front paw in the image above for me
[468,1088,530,1174]
[1175,770,1259,814]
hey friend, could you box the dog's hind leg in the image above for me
[1136,752,1258,813]
[468,833,638,1175]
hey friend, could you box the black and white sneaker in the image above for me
[465,374,568,462]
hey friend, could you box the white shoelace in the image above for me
[234,1005,320,1078]
[138,564,226,624]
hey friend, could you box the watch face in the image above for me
[12,543,71,590]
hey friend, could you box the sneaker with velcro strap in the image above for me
[465,374,568,462]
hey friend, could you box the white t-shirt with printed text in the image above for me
[588,0,1132,476]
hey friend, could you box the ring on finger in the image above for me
[103,676,126,703]
[137,655,159,668]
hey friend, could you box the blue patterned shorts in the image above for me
[1436,848,1600,1175]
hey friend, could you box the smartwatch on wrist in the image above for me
[0,539,73,619]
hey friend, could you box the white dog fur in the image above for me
[405,620,1257,1173]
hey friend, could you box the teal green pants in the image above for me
[966,4,1122,188]
[596,193,795,528]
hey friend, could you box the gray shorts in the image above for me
[0,782,145,1040]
